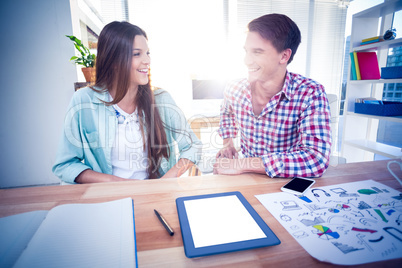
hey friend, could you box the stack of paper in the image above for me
[0,198,137,268]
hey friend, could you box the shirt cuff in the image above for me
[63,165,90,184]
[261,153,284,178]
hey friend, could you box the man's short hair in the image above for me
[248,13,301,64]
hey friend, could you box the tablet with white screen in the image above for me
[176,191,280,258]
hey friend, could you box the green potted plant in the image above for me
[66,35,96,82]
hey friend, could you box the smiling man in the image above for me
[214,13,332,178]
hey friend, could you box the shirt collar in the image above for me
[281,71,293,101]
[243,71,293,101]
[92,86,109,104]
[91,87,115,114]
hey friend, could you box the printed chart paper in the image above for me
[256,180,402,265]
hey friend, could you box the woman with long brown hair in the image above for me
[53,21,201,183]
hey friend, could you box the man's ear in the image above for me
[280,48,292,64]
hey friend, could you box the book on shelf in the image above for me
[0,198,138,268]
[352,51,361,80]
[360,39,383,46]
[360,36,384,46]
[350,51,381,81]
[362,36,382,42]
[355,97,377,103]
[356,52,381,80]
[349,52,357,80]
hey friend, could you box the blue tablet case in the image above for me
[176,191,280,258]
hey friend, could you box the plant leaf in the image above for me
[66,35,96,67]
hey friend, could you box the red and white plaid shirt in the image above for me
[218,72,331,178]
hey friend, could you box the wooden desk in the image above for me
[1,160,401,267]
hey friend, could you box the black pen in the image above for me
[154,209,174,236]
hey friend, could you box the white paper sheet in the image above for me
[184,195,267,248]
[12,198,136,268]
[256,180,402,265]
[0,210,48,267]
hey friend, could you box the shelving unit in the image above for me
[349,78,402,84]
[341,0,402,162]
[353,37,402,52]
[346,112,402,123]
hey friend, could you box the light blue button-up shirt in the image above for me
[53,87,202,184]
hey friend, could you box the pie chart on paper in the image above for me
[313,225,340,240]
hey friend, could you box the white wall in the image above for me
[0,0,77,187]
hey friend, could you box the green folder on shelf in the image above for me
[350,52,357,80]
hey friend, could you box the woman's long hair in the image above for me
[94,21,169,179]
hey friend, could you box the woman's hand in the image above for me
[162,158,194,178]
[75,169,128,183]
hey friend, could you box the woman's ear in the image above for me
[280,48,292,64]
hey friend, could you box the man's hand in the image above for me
[213,157,266,176]
[216,146,238,159]
[213,158,243,175]
[216,138,238,159]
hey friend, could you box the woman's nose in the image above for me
[143,54,150,65]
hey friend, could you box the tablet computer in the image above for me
[176,191,280,258]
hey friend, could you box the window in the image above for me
[129,0,349,117]
[376,8,402,159]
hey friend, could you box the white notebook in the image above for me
[0,198,137,268]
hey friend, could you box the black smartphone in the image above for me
[281,177,315,195]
